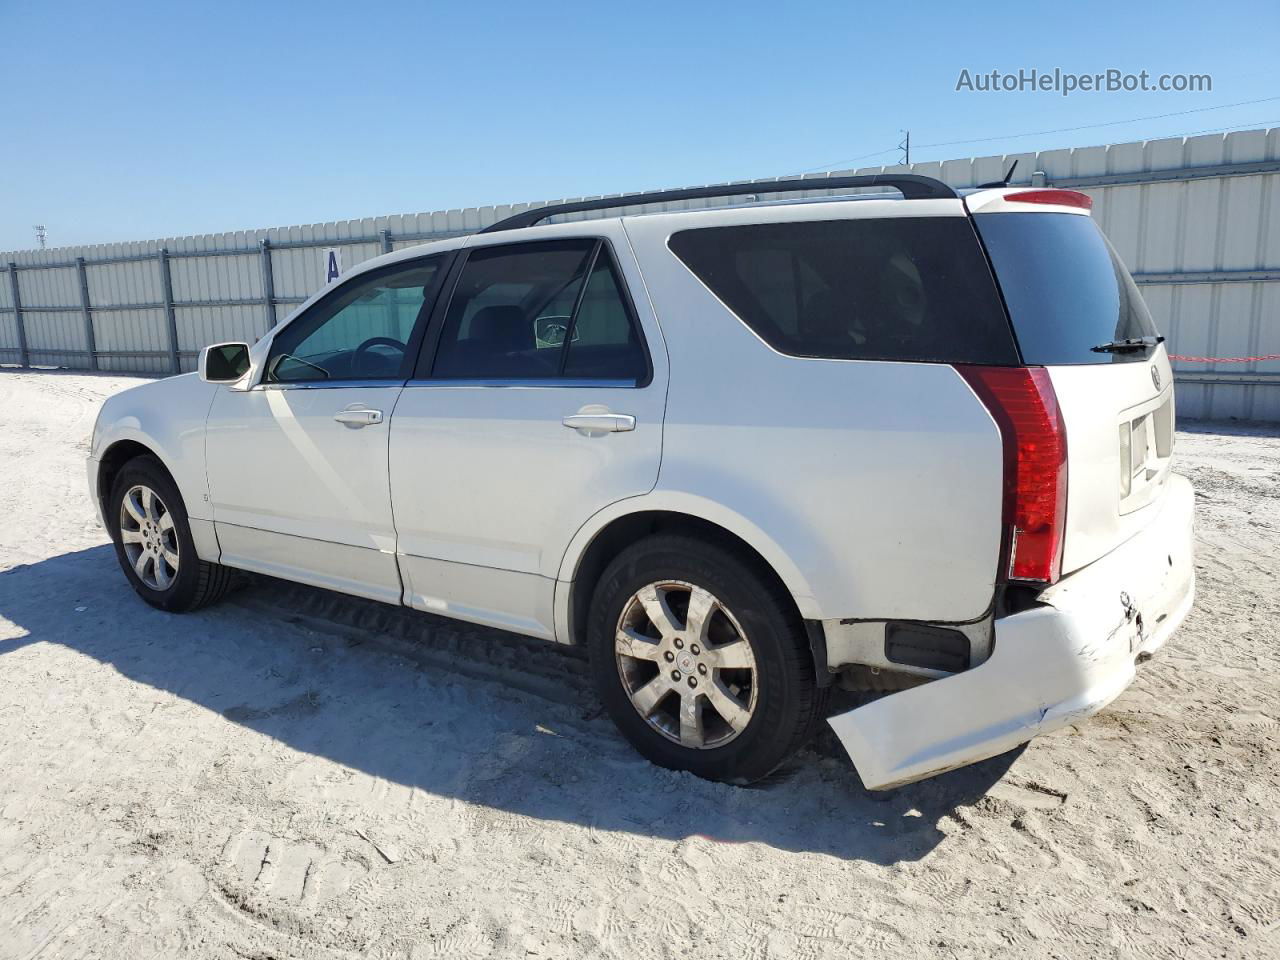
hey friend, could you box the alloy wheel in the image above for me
[119,484,179,591]
[614,580,758,749]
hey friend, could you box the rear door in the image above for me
[970,195,1174,574]
[388,228,667,639]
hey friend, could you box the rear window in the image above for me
[975,212,1159,364]
[668,218,1018,364]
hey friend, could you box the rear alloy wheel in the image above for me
[615,580,759,750]
[588,535,828,784]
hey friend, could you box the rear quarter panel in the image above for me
[622,206,1005,622]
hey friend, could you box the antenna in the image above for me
[976,160,1020,189]
[32,225,47,249]
[898,130,911,166]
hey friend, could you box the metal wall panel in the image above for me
[24,310,86,358]
[93,308,169,355]
[0,270,15,359]
[3,127,1278,417]
[17,265,79,309]
[169,248,260,302]
[86,254,160,306]
[15,262,88,365]
[177,305,261,355]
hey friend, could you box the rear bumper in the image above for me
[829,473,1196,790]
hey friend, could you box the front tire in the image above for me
[107,456,233,612]
[587,535,827,784]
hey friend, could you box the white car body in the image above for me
[89,184,1195,788]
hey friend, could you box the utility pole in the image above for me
[32,225,47,249]
[898,131,911,167]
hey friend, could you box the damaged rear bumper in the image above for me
[829,474,1196,790]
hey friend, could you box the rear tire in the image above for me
[587,534,828,783]
[107,456,233,612]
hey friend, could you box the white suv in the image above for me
[88,175,1195,789]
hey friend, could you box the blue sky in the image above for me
[2,0,1278,251]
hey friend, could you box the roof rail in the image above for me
[478,174,958,233]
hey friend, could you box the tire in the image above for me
[107,455,233,612]
[586,534,828,784]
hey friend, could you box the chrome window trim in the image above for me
[251,376,644,392]
[253,378,406,391]
[403,378,641,390]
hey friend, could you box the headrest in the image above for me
[469,305,531,349]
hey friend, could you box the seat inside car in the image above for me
[436,304,554,377]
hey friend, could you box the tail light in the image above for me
[956,366,1068,584]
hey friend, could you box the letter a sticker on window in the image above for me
[322,247,343,285]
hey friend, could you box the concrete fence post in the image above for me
[6,263,28,368]
[157,248,181,374]
[76,257,97,370]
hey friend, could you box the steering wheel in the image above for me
[352,336,407,372]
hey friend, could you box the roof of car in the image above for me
[333,180,1088,295]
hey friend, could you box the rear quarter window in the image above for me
[667,218,1019,364]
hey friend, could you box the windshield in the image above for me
[974,212,1159,364]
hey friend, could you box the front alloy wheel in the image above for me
[107,454,234,612]
[118,484,180,590]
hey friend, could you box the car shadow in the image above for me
[0,544,1020,864]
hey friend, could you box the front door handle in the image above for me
[562,413,636,433]
[334,407,383,427]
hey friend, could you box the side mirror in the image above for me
[199,342,251,383]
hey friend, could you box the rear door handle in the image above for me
[334,408,384,427]
[561,413,636,433]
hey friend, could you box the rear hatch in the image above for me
[968,190,1175,575]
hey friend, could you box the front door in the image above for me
[206,253,449,603]
[389,234,666,638]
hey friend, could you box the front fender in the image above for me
[91,374,219,523]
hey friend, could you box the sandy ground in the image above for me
[0,370,1277,960]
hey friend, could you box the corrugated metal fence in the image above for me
[3,127,1279,420]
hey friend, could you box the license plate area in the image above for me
[1119,394,1173,514]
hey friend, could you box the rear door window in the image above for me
[430,240,649,383]
[433,241,593,379]
[974,212,1159,364]
[562,252,648,381]
[668,218,1018,364]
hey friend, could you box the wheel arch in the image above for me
[557,500,821,650]
[96,439,177,521]
[96,436,222,564]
